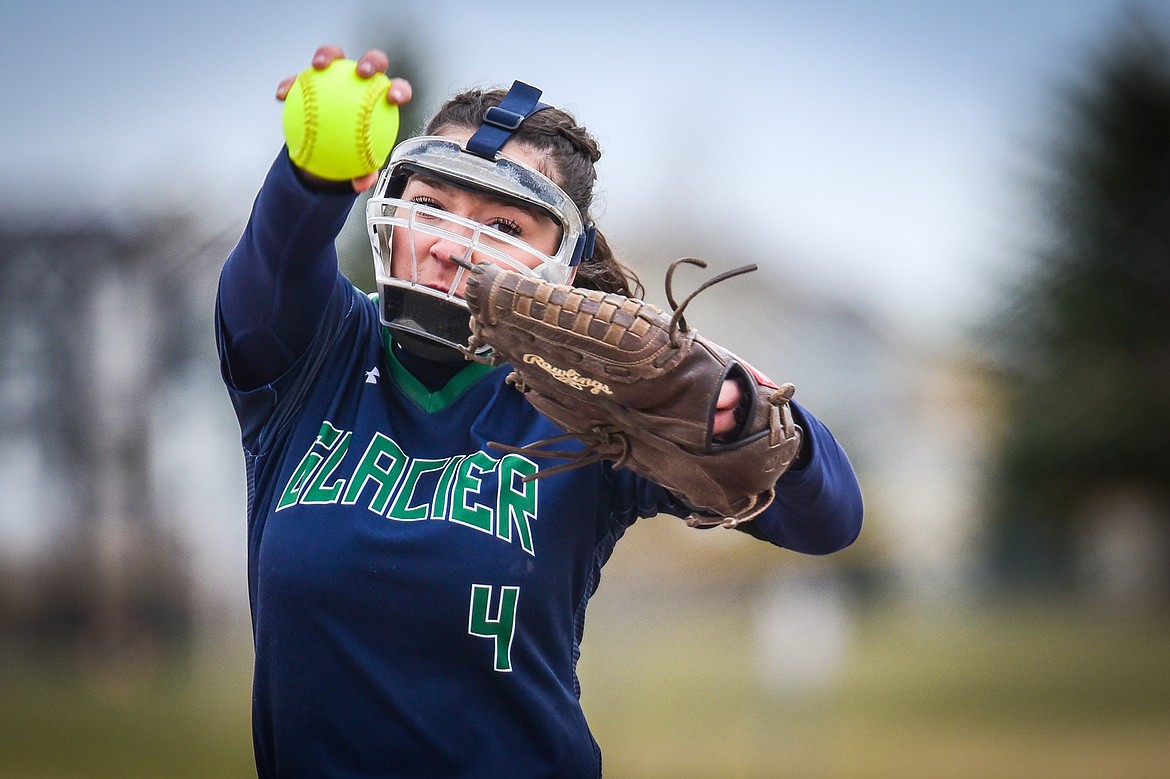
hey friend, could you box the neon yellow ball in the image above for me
[282,59,401,181]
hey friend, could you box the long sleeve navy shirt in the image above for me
[216,149,863,779]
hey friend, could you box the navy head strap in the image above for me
[571,226,596,267]
[465,81,551,160]
[465,80,596,266]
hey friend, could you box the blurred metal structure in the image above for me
[0,218,230,661]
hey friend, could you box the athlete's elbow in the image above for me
[798,494,864,556]
[824,501,864,554]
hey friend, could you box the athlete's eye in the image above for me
[410,196,443,220]
[489,218,521,237]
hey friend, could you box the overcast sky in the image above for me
[2,0,1159,339]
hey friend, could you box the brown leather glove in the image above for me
[462,257,803,528]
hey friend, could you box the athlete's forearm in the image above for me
[218,147,359,389]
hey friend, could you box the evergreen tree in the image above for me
[989,13,1170,586]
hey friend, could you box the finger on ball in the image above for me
[357,49,389,77]
[312,44,345,69]
[275,75,296,100]
[387,77,413,105]
[351,171,380,192]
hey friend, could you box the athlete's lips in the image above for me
[416,281,464,299]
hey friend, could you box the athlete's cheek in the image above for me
[389,230,410,279]
[390,230,438,281]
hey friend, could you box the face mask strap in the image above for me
[570,224,596,267]
[465,81,551,160]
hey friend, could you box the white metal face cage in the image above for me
[366,136,588,354]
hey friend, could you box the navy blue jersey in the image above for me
[217,150,863,778]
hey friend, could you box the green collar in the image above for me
[381,327,497,413]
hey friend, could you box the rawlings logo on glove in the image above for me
[522,354,613,395]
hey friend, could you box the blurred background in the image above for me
[3,0,1170,776]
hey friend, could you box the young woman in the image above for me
[217,46,863,779]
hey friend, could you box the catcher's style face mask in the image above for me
[367,83,596,356]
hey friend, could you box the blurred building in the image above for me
[0,218,244,660]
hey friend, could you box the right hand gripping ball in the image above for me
[282,59,400,181]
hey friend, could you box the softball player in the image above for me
[217,46,863,778]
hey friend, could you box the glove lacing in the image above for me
[665,257,757,346]
[488,427,629,481]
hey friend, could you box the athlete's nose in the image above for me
[429,234,473,267]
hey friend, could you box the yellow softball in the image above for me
[282,59,401,181]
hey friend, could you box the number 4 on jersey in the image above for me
[468,584,520,672]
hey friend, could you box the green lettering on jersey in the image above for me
[316,421,345,449]
[276,421,346,511]
[468,584,520,673]
[430,455,464,519]
[450,451,498,534]
[301,432,351,504]
[386,457,449,522]
[277,427,545,557]
[496,454,538,555]
[341,432,408,515]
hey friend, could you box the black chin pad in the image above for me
[380,285,473,355]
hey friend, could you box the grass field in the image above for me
[2,597,1169,778]
[579,594,1170,779]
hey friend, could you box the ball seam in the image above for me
[296,73,320,168]
[357,77,385,172]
